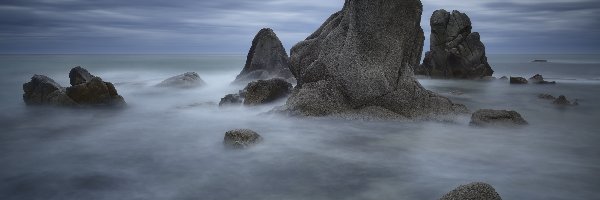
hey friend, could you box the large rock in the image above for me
[69,66,94,86]
[66,77,126,106]
[277,0,466,119]
[223,129,263,149]
[509,77,528,84]
[440,182,502,200]
[23,75,77,106]
[244,78,292,106]
[233,28,294,85]
[470,109,528,127]
[414,10,494,79]
[157,72,205,88]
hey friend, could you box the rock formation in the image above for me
[440,182,502,200]
[157,72,205,88]
[538,93,556,100]
[553,95,572,105]
[470,109,528,127]
[233,28,294,85]
[23,75,77,106]
[223,129,263,149]
[414,10,494,79]
[529,74,556,84]
[510,77,528,84]
[244,78,292,106]
[219,94,242,106]
[277,0,467,119]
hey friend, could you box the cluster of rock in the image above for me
[538,94,579,106]
[414,9,494,79]
[233,28,295,85]
[220,78,292,106]
[223,129,262,149]
[23,67,125,107]
[441,182,503,200]
[157,72,205,88]
[275,0,467,120]
[509,74,556,84]
[470,109,528,127]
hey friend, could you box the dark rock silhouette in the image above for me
[529,74,556,84]
[415,10,494,79]
[440,182,502,200]
[23,75,77,106]
[157,72,205,88]
[538,93,556,100]
[510,77,528,84]
[244,78,292,106]
[277,0,467,119]
[233,28,294,85]
[219,94,242,107]
[470,109,528,127]
[223,129,262,149]
[553,95,572,105]
[69,66,94,86]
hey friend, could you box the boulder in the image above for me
[219,94,242,106]
[414,10,494,79]
[529,74,556,84]
[223,129,262,149]
[69,66,94,86]
[277,0,466,119]
[538,93,556,100]
[233,28,294,85]
[23,75,77,106]
[157,72,205,88]
[470,109,528,126]
[244,78,292,106]
[440,182,502,200]
[509,77,528,84]
[66,77,126,106]
[553,95,571,105]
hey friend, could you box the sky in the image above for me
[0,0,599,54]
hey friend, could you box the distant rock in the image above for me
[470,109,528,126]
[243,78,292,106]
[157,72,205,88]
[509,77,528,84]
[538,93,556,100]
[23,75,77,106]
[69,66,94,86]
[277,0,467,119]
[440,182,502,200]
[529,74,556,84]
[499,76,508,80]
[553,95,572,105]
[414,10,494,79]
[219,94,242,107]
[233,28,294,85]
[532,59,548,63]
[223,129,262,149]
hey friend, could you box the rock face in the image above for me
[278,0,466,119]
[470,109,528,126]
[219,94,242,106]
[233,28,294,85]
[244,78,292,106]
[23,75,77,106]
[529,74,556,84]
[157,72,205,88]
[510,77,528,84]
[223,129,262,149]
[414,10,494,79]
[440,182,502,200]
[69,66,94,86]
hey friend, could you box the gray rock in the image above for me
[223,129,262,149]
[233,28,294,85]
[244,78,292,106]
[532,59,548,63]
[415,10,494,79]
[529,74,556,84]
[440,182,502,200]
[66,77,126,106]
[470,109,528,127]
[23,75,77,106]
[219,94,242,107]
[538,93,556,100]
[553,95,572,105]
[499,76,508,80]
[509,77,528,84]
[277,0,466,120]
[69,66,94,86]
[157,72,205,88]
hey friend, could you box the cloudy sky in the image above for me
[1,0,599,54]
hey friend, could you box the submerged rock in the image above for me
[532,59,548,63]
[440,182,502,200]
[223,129,262,149]
[219,94,242,106]
[233,28,294,85]
[553,95,572,105]
[23,75,77,106]
[509,77,528,84]
[538,93,556,100]
[244,78,292,106]
[157,72,205,88]
[470,109,528,127]
[278,0,466,119]
[414,10,494,79]
[529,74,556,84]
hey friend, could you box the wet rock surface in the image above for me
[244,78,292,106]
[510,77,528,84]
[414,10,494,79]
[223,129,262,149]
[157,72,205,88]
[470,109,528,126]
[23,75,77,106]
[440,182,503,200]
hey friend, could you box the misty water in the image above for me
[1,54,599,200]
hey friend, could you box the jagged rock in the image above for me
[499,76,508,80]
[538,93,556,100]
[244,78,292,106]
[277,0,466,120]
[470,109,528,127]
[414,10,494,79]
[157,72,205,88]
[440,182,502,200]
[233,28,294,85]
[66,77,126,106]
[529,74,556,84]
[69,66,94,86]
[223,129,262,149]
[509,77,528,84]
[219,94,242,106]
[553,95,572,105]
[23,75,77,106]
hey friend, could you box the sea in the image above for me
[0,54,599,200]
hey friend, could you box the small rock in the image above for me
[553,95,571,105]
[532,59,548,63]
[157,72,205,88]
[69,66,95,86]
[573,99,579,106]
[470,109,528,127]
[219,94,242,106]
[509,77,528,84]
[223,129,262,149]
[440,182,502,200]
[538,93,556,100]
[243,78,292,106]
[529,74,556,84]
[499,76,508,80]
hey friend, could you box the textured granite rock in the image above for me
[440,182,502,200]
[69,66,94,86]
[23,75,77,106]
[415,10,494,79]
[510,77,528,84]
[233,28,294,85]
[470,109,528,127]
[277,0,466,120]
[157,72,205,88]
[219,94,242,106]
[244,78,292,106]
[223,129,262,149]
[66,77,125,106]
